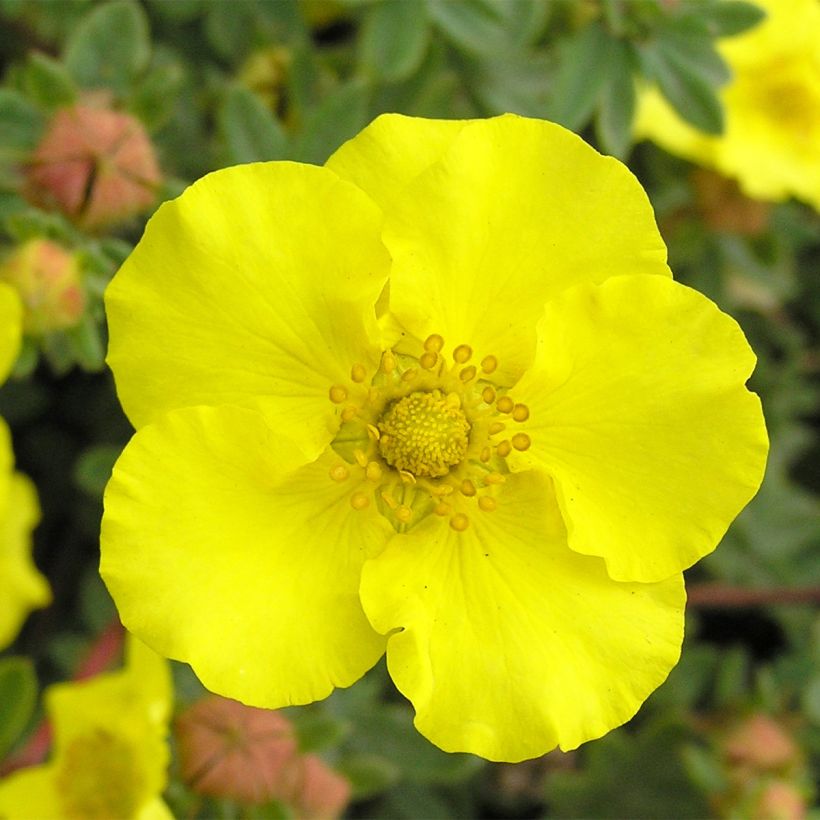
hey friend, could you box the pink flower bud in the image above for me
[290,753,351,820]
[0,239,85,334]
[725,714,800,773]
[753,780,807,820]
[25,104,161,230]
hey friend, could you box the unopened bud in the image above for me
[724,714,799,772]
[291,753,351,820]
[0,239,84,334]
[753,779,807,820]
[25,104,161,231]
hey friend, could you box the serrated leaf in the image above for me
[0,89,44,152]
[595,39,636,158]
[23,52,77,109]
[547,22,610,131]
[64,0,151,94]
[0,657,38,760]
[359,0,430,83]
[701,0,767,37]
[641,42,725,134]
[219,86,288,165]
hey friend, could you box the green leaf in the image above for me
[128,59,185,131]
[292,81,370,165]
[218,86,288,165]
[359,0,430,83]
[23,52,77,109]
[64,0,151,94]
[425,0,509,55]
[640,42,725,134]
[336,753,400,799]
[0,89,44,152]
[547,22,610,131]
[204,1,257,62]
[714,646,750,706]
[699,0,767,37]
[0,657,38,760]
[291,709,350,752]
[73,443,121,498]
[595,39,636,158]
[655,23,731,87]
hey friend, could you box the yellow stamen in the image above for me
[434,502,451,516]
[396,505,413,523]
[420,351,438,370]
[350,492,370,510]
[488,421,505,436]
[351,363,367,383]
[453,344,472,363]
[496,396,514,414]
[478,496,497,512]
[482,386,496,404]
[497,440,512,458]
[354,449,368,468]
[480,355,498,374]
[450,513,470,531]
[382,351,396,374]
[512,403,530,422]
[424,333,444,353]
[459,365,477,382]
[329,464,349,482]
[461,479,476,497]
[365,462,382,482]
[329,385,347,404]
[512,432,531,451]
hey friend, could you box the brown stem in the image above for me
[687,583,820,608]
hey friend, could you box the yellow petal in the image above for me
[381,114,670,384]
[0,765,62,819]
[360,471,684,762]
[106,162,390,457]
[101,405,392,707]
[512,275,768,583]
[0,472,50,650]
[0,283,21,384]
[326,113,472,213]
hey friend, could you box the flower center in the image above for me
[326,333,532,533]
[377,390,470,478]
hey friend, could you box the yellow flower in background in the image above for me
[0,283,49,650]
[635,0,820,211]
[0,635,173,819]
[100,114,768,762]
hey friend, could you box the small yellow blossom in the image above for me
[0,635,173,819]
[0,283,49,650]
[635,0,820,210]
[101,114,768,762]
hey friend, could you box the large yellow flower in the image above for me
[0,283,49,650]
[100,114,768,762]
[635,0,820,210]
[0,635,173,819]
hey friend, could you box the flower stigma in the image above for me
[327,334,532,533]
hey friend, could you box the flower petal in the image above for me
[0,765,62,819]
[0,283,21,384]
[101,405,392,707]
[360,471,684,762]
[105,162,390,457]
[379,114,670,383]
[326,113,471,212]
[0,472,50,650]
[512,274,768,583]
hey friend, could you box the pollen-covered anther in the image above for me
[460,479,476,497]
[512,433,531,451]
[420,351,438,370]
[512,403,530,422]
[350,492,370,510]
[341,406,358,422]
[453,344,472,364]
[480,446,491,463]
[367,424,380,440]
[381,351,396,374]
[480,355,498,374]
[401,368,418,382]
[377,390,470,478]
[354,449,368,468]
[497,440,512,458]
[482,386,496,404]
[351,363,367,383]
[485,472,505,485]
[380,490,398,510]
[329,385,347,404]
[424,333,444,353]
[395,505,413,523]
[459,365,477,382]
[478,496,497,512]
[496,396,514,414]
[450,513,470,531]
[365,462,382,482]
[488,421,505,436]
[329,464,349,482]
[434,502,451,516]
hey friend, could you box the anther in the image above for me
[329,464,349,482]
[488,421,505,436]
[512,403,530,422]
[480,355,498,374]
[460,479,476,497]
[512,433,531,451]
[380,491,398,510]
[395,505,413,523]
[367,424,380,440]
[431,484,455,496]
[341,406,358,422]
[354,449,368,468]
[382,351,396,374]
[401,368,418,382]
[365,462,382,482]
[434,502,451,516]
[450,513,470,531]
[350,492,370,510]
[420,351,438,370]
[351,363,367,383]
[399,470,416,484]
[453,344,472,363]
[478,496,497,512]
[424,334,444,353]
[485,472,506,485]
[459,365,477,382]
[497,440,512,458]
[329,385,347,404]
[480,446,491,463]
[496,396,514,414]
[482,386,496,404]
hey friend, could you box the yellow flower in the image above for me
[0,635,173,819]
[0,283,49,650]
[635,0,820,210]
[100,114,768,762]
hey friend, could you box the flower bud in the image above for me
[25,104,161,231]
[0,239,85,334]
[753,779,807,820]
[724,714,799,773]
[291,753,350,820]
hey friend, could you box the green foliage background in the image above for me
[0,0,817,817]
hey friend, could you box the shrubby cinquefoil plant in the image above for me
[100,114,768,762]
